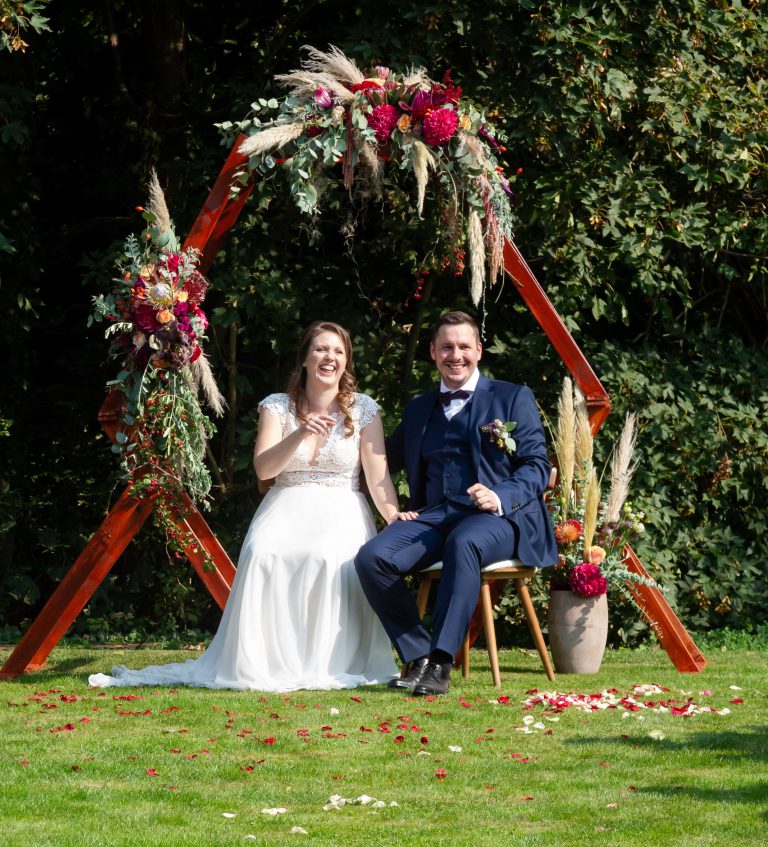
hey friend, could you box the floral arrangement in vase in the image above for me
[89,172,224,559]
[216,45,518,305]
[548,377,654,602]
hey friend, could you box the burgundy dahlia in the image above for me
[569,562,608,598]
[368,104,400,143]
[423,108,459,146]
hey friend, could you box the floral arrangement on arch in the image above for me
[548,377,655,603]
[90,173,225,559]
[217,45,517,306]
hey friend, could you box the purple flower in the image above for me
[314,87,334,109]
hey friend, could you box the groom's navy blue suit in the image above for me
[355,374,558,663]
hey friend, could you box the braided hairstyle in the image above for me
[286,321,356,437]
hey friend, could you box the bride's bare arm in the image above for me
[253,407,335,480]
[360,413,418,524]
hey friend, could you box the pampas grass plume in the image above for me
[604,412,637,524]
[582,466,601,553]
[146,170,171,235]
[467,209,486,306]
[555,377,576,519]
[412,140,436,215]
[239,122,305,157]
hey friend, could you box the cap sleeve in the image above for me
[354,393,381,430]
[258,393,291,426]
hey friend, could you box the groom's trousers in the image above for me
[354,501,518,662]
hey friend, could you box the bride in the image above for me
[89,321,414,691]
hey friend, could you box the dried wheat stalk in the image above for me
[467,209,486,306]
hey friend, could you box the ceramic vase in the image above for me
[548,590,608,674]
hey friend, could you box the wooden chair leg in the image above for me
[461,634,470,679]
[516,578,556,682]
[416,578,431,618]
[480,580,501,689]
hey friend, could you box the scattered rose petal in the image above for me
[648,730,665,741]
[607,803,618,809]
[145,769,159,776]
[520,796,534,802]
[351,696,362,703]
[222,812,236,819]
[434,769,447,779]
[329,708,340,716]
[291,826,308,834]
[261,808,287,816]
[448,745,462,753]
[729,685,742,691]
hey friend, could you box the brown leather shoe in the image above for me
[387,657,430,689]
[412,661,451,696]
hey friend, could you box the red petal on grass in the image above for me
[332,775,346,780]
[170,749,182,754]
[321,725,332,731]
[145,769,159,776]
[420,736,429,744]
[360,726,373,732]
[225,710,237,716]
[60,695,79,702]
[496,695,510,704]
[79,718,90,723]
[269,713,280,719]
[599,762,611,767]
[185,754,198,759]
[434,769,448,779]
[730,698,744,704]
[297,729,310,736]
[520,796,534,802]
[19,760,30,766]
[394,735,405,743]
[261,737,276,744]
[351,696,362,703]
[484,785,495,790]
[42,704,58,709]
[241,765,254,772]
[116,695,144,701]
[161,707,181,714]
[166,785,178,791]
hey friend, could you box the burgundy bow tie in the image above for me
[439,389,471,405]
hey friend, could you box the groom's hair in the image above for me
[430,311,480,343]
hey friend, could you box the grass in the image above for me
[0,643,765,847]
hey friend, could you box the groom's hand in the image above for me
[467,483,502,514]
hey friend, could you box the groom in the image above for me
[355,311,557,696]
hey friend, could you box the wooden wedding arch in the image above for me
[0,139,706,679]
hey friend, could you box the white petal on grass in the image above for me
[389,801,399,807]
[222,813,236,819]
[717,708,731,716]
[522,715,535,725]
[291,827,309,835]
[417,750,432,756]
[729,685,743,691]
[355,795,374,805]
[448,745,463,753]
[329,707,340,716]
[372,801,386,809]
[261,808,287,816]
[648,730,665,741]
[533,722,546,729]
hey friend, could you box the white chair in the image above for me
[416,560,556,688]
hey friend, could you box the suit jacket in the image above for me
[386,375,558,567]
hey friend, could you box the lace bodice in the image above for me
[258,393,380,489]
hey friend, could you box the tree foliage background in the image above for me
[1,0,766,645]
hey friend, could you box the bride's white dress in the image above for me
[89,392,397,691]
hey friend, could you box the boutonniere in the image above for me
[481,418,517,455]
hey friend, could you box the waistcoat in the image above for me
[421,399,475,508]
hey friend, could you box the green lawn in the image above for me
[0,643,765,847]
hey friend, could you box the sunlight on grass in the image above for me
[1,645,765,846]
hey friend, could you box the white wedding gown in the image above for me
[89,392,397,691]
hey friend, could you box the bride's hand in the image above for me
[388,511,419,524]
[300,414,336,437]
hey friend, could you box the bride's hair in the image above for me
[287,321,357,437]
